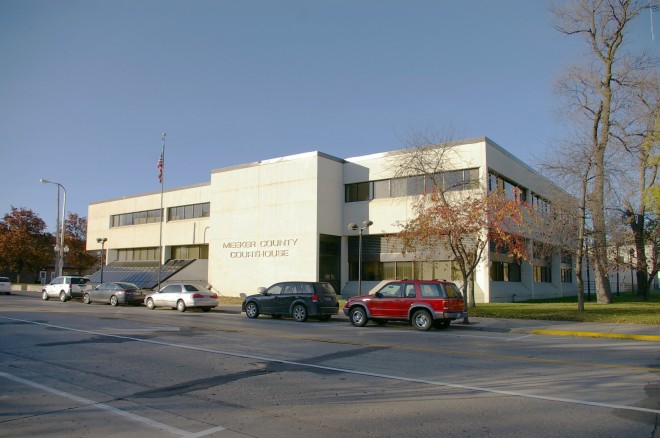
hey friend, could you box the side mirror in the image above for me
[257,287,267,295]
[375,292,383,298]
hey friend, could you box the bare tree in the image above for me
[541,136,593,311]
[551,0,653,304]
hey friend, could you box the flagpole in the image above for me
[157,132,166,292]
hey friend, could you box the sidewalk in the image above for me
[11,289,660,342]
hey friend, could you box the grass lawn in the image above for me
[469,292,660,325]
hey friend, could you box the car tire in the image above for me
[412,309,432,331]
[146,298,155,310]
[177,300,186,312]
[59,291,68,302]
[83,293,91,304]
[433,319,451,329]
[42,290,49,301]
[349,306,368,327]
[245,301,259,319]
[110,295,119,306]
[292,304,308,322]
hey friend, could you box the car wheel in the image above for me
[177,300,186,312]
[349,306,368,327]
[59,291,68,302]
[146,298,155,310]
[202,307,211,312]
[318,314,331,321]
[412,309,433,331]
[245,301,259,319]
[292,304,308,322]
[110,295,119,306]
[42,290,49,301]
[83,293,91,304]
[433,319,451,329]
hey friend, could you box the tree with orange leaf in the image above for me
[398,189,533,321]
[388,131,535,322]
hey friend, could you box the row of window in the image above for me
[168,202,210,221]
[488,171,551,213]
[110,209,162,227]
[115,245,209,262]
[345,168,479,203]
[491,261,572,284]
[110,203,210,228]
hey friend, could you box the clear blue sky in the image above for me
[0,0,656,233]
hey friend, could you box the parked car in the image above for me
[83,282,147,306]
[242,281,339,322]
[144,284,219,312]
[42,276,90,302]
[343,280,465,331]
[0,277,11,295]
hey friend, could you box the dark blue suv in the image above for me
[242,281,339,322]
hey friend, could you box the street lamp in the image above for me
[348,220,373,295]
[97,238,107,283]
[40,179,67,277]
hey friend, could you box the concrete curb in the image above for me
[531,329,660,342]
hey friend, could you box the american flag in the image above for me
[157,152,163,184]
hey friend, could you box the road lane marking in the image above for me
[2,315,659,417]
[0,371,226,438]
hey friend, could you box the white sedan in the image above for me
[0,277,11,295]
[144,283,219,312]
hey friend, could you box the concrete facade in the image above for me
[86,137,579,302]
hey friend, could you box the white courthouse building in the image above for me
[86,137,578,302]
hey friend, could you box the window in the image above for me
[390,178,407,197]
[110,209,162,228]
[345,182,371,202]
[561,268,573,283]
[491,261,521,282]
[168,202,211,221]
[488,171,527,202]
[378,283,403,298]
[345,167,480,203]
[534,266,552,283]
[171,245,209,260]
[116,247,159,261]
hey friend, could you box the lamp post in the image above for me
[97,238,107,283]
[348,220,373,295]
[630,249,635,293]
[40,179,67,277]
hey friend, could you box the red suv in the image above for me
[343,280,465,331]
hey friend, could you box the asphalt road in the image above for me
[0,294,658,438]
